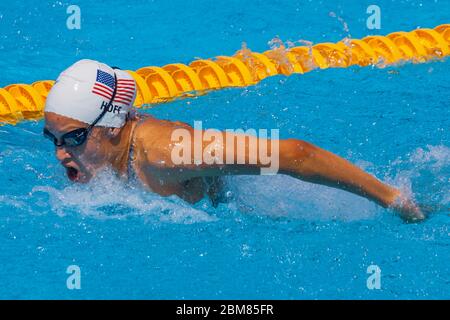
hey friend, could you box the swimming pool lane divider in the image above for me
[1,24,449,125]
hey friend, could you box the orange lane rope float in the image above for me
[1,24,449,125]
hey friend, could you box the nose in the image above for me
[55,146,71,162]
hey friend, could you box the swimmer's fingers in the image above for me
[389,195,426,223]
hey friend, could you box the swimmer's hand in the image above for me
[389,193,426,223]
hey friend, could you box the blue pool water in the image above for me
[0,0,449,299]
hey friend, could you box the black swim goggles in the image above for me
[43,71,118,148]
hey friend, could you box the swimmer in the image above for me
[43,60,425,222]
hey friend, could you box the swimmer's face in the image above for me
[44,112,112,183]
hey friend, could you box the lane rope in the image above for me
[1,24,449,125]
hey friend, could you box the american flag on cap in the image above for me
[91,69,135,105]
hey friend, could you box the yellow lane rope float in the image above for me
[1,24,449,125]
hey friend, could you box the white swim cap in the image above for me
[45,59,136,128]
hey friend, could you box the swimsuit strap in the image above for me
[127,139,136,181]
[126,115,147,181]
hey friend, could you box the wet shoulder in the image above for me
[132,117,193,166]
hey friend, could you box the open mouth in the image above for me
[65,166,80,182]
[62,159,91,183]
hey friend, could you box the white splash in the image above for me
[31,169,216,224]
[224,144,450,221]
[387,144,450,210]
[409,145,450,170]
[224,175,381,222]
[4,145,448,223]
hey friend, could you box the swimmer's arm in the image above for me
[140,124,423,221]
[277,139,401,208]
[229,135,423,221]
[184,133,399,206]
[264,139,424,221]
